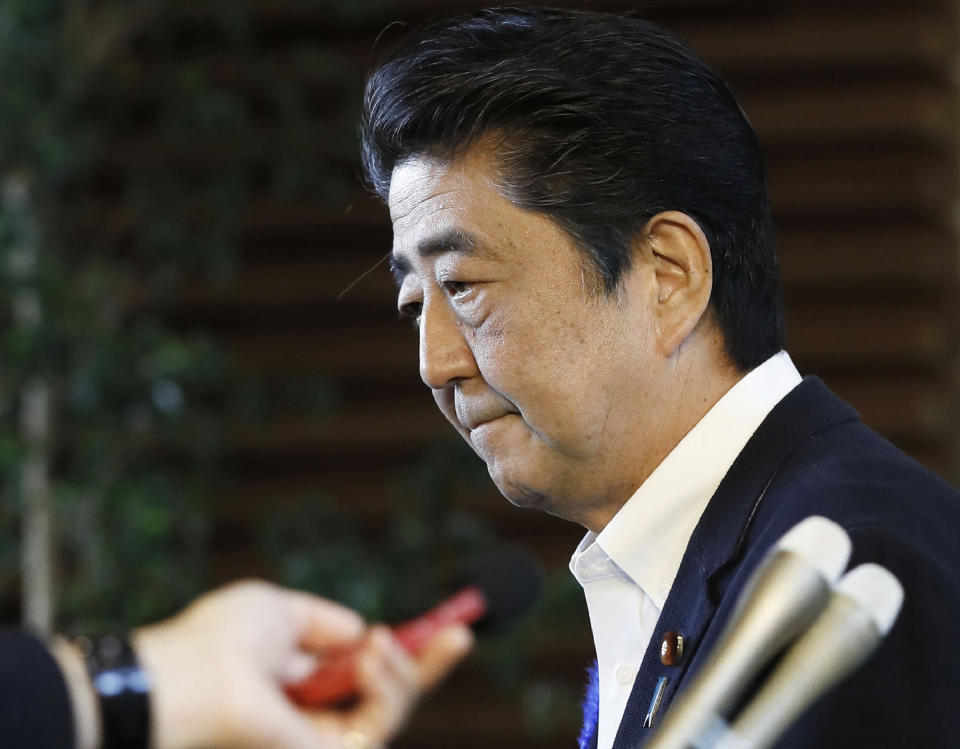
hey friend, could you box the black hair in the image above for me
[361,5,784,371]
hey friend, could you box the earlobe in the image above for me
[641,211,713,356]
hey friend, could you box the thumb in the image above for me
[286,591,366,652]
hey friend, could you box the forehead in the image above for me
[389,148,496,220]
[387,149,573,274]
[388,150,503,254]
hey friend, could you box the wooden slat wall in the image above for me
[148,0,959,745]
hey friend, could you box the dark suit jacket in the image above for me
[0,630,75,748]
[580,377,960,748]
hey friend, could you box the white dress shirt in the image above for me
[569,351,802,749]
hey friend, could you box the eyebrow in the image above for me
[389,228,485,287]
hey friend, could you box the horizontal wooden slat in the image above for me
[224,322,415,376]
[779,226,955,287]
[677,8,955,74]
[225,403,449,453]
[788,301,951,362]
[768,150,954,214]
[741,82,957,143]
[832,375,950,434]
[178,255,396,310]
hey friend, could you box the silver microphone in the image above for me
[644,516,852,749]
[713,563,904,749]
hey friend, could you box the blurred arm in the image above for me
[47,580,472,749]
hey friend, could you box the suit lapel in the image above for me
[608,377,857,749]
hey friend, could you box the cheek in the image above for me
[468,315,530,395]
[504,323,617,437]
[475,333,589,428]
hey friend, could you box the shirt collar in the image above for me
[569,351,802,607]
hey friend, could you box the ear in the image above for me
[640,211,713,357]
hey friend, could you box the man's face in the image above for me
[388,148,658,526]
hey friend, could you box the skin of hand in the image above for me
[131,580,474,749]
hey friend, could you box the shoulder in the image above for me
[757,415,960,558]
[722,424,960,747]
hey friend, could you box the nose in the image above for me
[419,295,477,389]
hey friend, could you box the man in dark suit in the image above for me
[362,6,960,748]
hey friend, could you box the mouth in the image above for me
[463,415,502,431]
[453,396,519,433]
[462,406,524,433]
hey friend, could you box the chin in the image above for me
[489,467,564,517]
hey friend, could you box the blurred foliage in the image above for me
[0,0,437,633]
[0,0,262,632]
[0,0,384,633]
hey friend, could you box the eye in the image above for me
[442,280,472,296]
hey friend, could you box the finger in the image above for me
[285,590,366,651]
[371,627,418,687]
[412,625,474,690]
[249,685,348,749]
[329,630,413,743]
[301,626,471,747]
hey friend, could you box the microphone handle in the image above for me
[645,551,831,749]
[393,586,486,652]
[285,586,486,706]
[719,593,881,749]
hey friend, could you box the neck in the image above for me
[581,347,744,534]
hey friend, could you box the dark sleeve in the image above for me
[0,629,76,749]
[777,526,960,748]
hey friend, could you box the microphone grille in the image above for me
[465,547,542,632]
[776,515,851,584]
[836,563,904,635]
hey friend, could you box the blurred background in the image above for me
[0,0,957,746]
